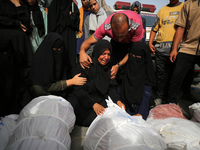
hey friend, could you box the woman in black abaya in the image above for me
[68,39,125,127]
[121,42,156,120]
[30,32,86,98]
[48,0,80,76]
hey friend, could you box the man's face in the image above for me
[132,6,139,14]
[112,23,130,42]
[81,0,89,9]
[89,0,100,13]
[26,0,36,5]
[169,0,179,5]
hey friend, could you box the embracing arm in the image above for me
[79,34,98,68]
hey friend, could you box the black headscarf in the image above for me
[23,0,45,37]
[121,42,156,105]
[91,39,112,95]
[31,32,68,90]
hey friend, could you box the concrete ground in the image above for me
[70,80,200,150]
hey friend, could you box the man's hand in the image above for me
[149,43,156,54]
[79,51,92,69]
[170,49,177,63]
[93,103,105,116]
[110,64,119,80]
[117,101,125,110]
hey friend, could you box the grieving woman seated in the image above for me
[121,42,156,120]
[30,32,87,98]
[68,39,125,127]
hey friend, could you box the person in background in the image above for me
[130,1,146,43]
[84,0,112,57]
[76,0,91,59]
[30,33,87,99]
[149,0,184,105]
[48,0,80,76]
[168,0,200,104]
[23,0,48,53]
[69,39,125,127]
[101,0,114,13]
[121,42,156,120]
[0,0,33,116]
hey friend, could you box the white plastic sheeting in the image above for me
[147,104,200,150]
[147,118,200,150]
[189,102,200,123]
[0,115,18,150]
[83,97,167,150]
[5,95,75,150]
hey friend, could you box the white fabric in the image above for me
[189,102,200,123]
[0,115,18,150]
[83,97,166,150]
[5,95,75,150]
[89,0,107,31]
[147,117,200,150]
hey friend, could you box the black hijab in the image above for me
[91,39,112,95]
[23,0,45,37]
[121,42,156,105]
[31,32,68,90]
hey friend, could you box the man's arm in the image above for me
[110,54,128,80]
[79,34,98,68]
[148,31,157,54]
[170,26,185,63]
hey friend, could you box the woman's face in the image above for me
[98,49,111,65]
[89,0,100,14]
[26,0,36,5]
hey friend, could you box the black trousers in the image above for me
[155,52,174,100]
[168,52,200,103]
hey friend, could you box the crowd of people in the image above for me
[0,0,199,127]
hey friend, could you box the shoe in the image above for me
[154,98,162,106]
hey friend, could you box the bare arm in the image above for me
[148,31,157,54]
[110,54,128,80]
[170,26,185,63]
[79,34,98,68]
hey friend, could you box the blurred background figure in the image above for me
[23,0,48,53]
[48,0,80,76]
[76,0,91,59]
[130,1,146,43]
[0,0,33,116]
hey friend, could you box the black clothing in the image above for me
[68,40,120,127]
[48,0,80,74]
[121,42,156,105]
[30,32,71,98]
[155,52,174,100]
[0,1,33,116]
[168,52,200,103]
[23,0,45,37]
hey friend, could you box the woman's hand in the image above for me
[117,101,125,110]
[93,103,105,116]
[67,73,87,86]
[71,73,87,85]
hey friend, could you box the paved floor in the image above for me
[70,81,200,150]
